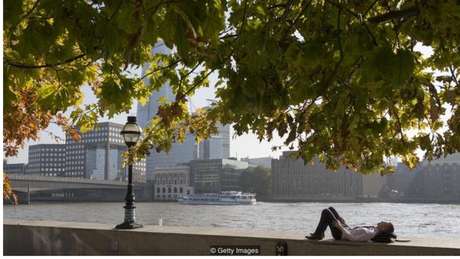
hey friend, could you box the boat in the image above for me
[177,191,256,205]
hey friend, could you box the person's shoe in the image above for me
[305,233,324,240]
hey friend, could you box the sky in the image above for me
[5,44,436,164]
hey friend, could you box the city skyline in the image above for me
[5,83,287,165]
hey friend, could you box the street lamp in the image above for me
[115,116,143,229]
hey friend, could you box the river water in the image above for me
[4,202,460,239]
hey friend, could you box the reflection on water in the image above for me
[4,202,460,238]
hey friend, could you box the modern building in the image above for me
[376,154,460,203]
[424,153,460,165]
[137,43,199,173]
[405,163,460,203]
[379,163,420,200]
[361,173,385,199]
[26,144,66,176]
[189,158,248,193]
[241,156,272,169]
[198,123,231,160]
[137,43,231,175]
[3,161,26,175]
[65,122,146,182]
[150,165,194,201]
[271,151,363,201]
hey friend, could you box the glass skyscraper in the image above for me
[137,43,230,177]
[137,43,199,176]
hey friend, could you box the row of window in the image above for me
[83,131,108,137]
[40,158,65,162]
[67,161,84,165]
[41,173,61,177]
[29,150,65,158]
[40,162,64,167]
[67,144,84,148]
[66,166,84,170]
[33,147,65,152]
[154,178,188,185]
[67,150,84,154]
[156,187,190,194]
[156,194,182,199]
[40,168,64,172]
[66,173,83,177]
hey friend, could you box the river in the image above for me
[4,202,460,239]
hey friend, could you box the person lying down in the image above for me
[306,207,397,243]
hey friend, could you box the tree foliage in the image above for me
[4,0,460,174]
[3,175,18,205]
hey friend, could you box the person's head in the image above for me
[372,222,396,243]
[377,221,394,234]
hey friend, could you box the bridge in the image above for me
[8,175,153,203]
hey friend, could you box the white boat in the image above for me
[177,191,256,205]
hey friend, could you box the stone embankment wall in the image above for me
[4,219,460,255]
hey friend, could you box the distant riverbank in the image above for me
[5,198,460,205]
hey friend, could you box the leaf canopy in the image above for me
[3,0,460,174]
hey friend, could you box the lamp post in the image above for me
[115,116,143,229]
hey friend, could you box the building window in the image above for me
[180,187,183,193]
[162,187,166,193]
[168,187,171,193]
[157,187,160,193]
[173,187,177,193]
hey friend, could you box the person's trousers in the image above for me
[312,207,343,240]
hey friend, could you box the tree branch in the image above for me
[6,53,86,69]
[367,6,419,24]
[449,66,459,87]
[282,0,312,40]
[183,69,216,97]
[133,58,182,85]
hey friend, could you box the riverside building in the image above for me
[3,161,27,175]
[241,156,272,169]
[189,158,249,193]
[380,154,460,203]
[26,144,66,176]
[198,124,231,160]
[65,122,146,182]
[150,165,194,201]
[271,151,363,201]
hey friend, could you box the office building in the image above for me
[65,122,146,182]
[3,161,26,175]
[137,43,230,174]
[377,154,460,202]
[198,123,231,160]
[271,151,363,201]
[189,158,248,193]
[241,156,272,169]
[361,173,385,199]
[150,165,194,200]
[26,144,66,176]
[137,43,198,173]
[404,154,460,203]
[379,163,420,200]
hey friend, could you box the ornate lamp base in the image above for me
[115,221,143,229]
[115,206,143,229]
